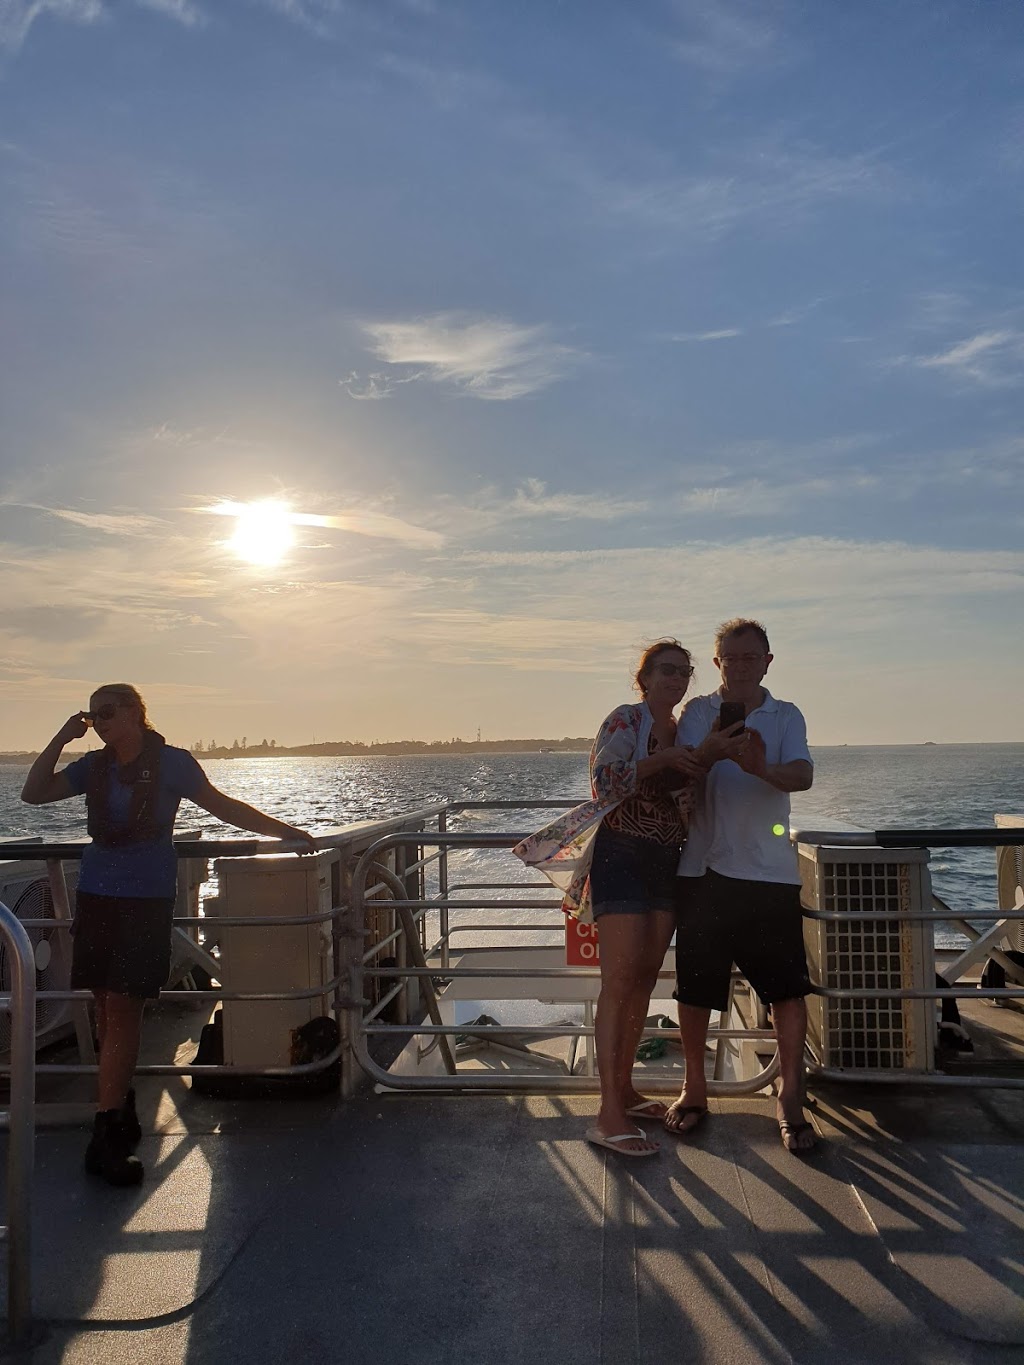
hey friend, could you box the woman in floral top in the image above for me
[515,640,741,1157]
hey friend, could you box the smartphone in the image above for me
[718,701,746,734]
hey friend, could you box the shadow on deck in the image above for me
[4,1000,1024,1364]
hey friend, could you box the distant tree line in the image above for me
[186,737,591,759]
[0,737,591,766]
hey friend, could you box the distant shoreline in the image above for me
[1,739,1022,766]
[0,739,593,765]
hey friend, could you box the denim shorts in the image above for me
[589,825,683,920]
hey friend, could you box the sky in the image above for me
[1,0,1023,750]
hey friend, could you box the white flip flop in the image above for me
[585,1127,659,1157]
[626,1099,668,1119]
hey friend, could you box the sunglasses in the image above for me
[654,663,695,678]
[86,703,127,723]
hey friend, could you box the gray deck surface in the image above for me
[4,1008,1024,1364]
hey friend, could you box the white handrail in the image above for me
[0,899,37,1345]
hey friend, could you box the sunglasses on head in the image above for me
[87,703,126,723]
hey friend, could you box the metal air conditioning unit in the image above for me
[214,850,339,1068]
[995,815,1024,954]
[0,858,79,1056]
[798,843,935,1073]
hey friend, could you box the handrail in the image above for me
[0,814,445,1085]
[792,827,1024,848]
[349,827,781,1095]
[0,900,37,1345]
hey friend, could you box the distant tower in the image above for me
[476,727,481,743]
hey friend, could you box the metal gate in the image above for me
[349,801,780,1094]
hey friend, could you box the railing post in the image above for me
[45,859,95,1065]
[438,810,450,971]
[0,901,37,1345]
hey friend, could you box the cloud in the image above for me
[341,369,425,401]
[20,505,167,537]
[510,111,895,245]
[507,479,646,522]
[453,536,1024,620]
[0,0,102,54]
[136,0,204,25]
[908,330,1024,387]
[0,0,201,51]
[667,328,742,342]
[195,500,443,549]
[357,312,581,400]
[669,0,789,76]
[294,509,443,549]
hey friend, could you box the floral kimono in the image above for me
[512,703,656,923]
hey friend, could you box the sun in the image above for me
[227,500,296,565]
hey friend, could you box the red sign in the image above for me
[565,916,600,966]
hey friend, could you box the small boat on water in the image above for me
[1,804,1023,1360]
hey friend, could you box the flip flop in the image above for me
[626,1099,668,1119]
[663,1103,708,1135]
[778,1119,817,1153]
[585,1127,659,1158]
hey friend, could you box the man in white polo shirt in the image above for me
[665,618,816,1152]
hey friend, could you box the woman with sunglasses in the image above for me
[22,683,315,1188]
[515,640,739,1157]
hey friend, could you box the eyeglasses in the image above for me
[654,663,695,678]
[87,703,126,723]
[718,653,765,665]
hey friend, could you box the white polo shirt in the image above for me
[677,689,812,886]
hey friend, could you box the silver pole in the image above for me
[0,901,37,1345]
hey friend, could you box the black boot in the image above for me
[117,1087,143,1149]
[84,1110,144,1187]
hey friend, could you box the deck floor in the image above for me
[4,1000,1024,1364]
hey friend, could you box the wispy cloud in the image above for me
[21,505,166,537]
[508,479,646,521]
[354,312,581,400]
[195,499,444,549]
[908,330,1024,387]
[136,0,204,26]
[454,537,1024,617]
[668,0,790,76]
[512,112,895,244]
[0,0,201,52]
[667,328,742,342]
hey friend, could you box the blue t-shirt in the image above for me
[63,745,206,899]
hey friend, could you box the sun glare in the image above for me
[228,500,296,565]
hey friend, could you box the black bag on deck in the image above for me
[980,949,1024,991]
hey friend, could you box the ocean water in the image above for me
[2,745,1022,934]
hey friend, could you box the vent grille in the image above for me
[800,845,934,1073]
[995,818,1024,953]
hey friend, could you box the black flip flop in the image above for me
[779,1119,816,1153]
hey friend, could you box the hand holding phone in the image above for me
[718,701,746,735]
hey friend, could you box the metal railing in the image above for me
[350,805,780,1094]
[0,900,37,1345]
[0,808,450,1344]
[0,809,447,1083]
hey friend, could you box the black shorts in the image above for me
[674,870,810,1012]
[70,891,175,999]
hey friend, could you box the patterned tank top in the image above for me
[603,732,690,846]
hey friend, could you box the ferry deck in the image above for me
[1,806,1023,1363]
